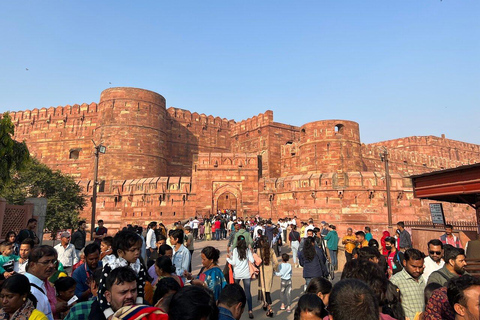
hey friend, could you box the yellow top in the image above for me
[29,309,48,320]
[300,226,306,238]
[342,235,356,253]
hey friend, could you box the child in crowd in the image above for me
[5,231,19,256]
[275,253,293,312]
[0,241,19,279]
[54,276,77,319]
[150,235,167,263]
[100,236,113,261]
[72,249,84,273]
[98,230,147,319]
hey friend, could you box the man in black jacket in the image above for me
[71,220,87,260]
[16,218,40,245]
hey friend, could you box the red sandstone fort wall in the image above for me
[5,87,480,233]
[8,103,99,179]
[231,111,273,177]
[362,138,477,176]
[77,152,260,229]
[231,111,299,178]
[166,107,235,176]
[281,120,363,175]
[258,172,475,240]
[96,88,169,181]
[368,136,480,164]
[194,153,259,216]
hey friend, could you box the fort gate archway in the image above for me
[217,192,237,212]
[213,184,242,216]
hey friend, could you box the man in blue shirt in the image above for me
[72,243,102,301]
[218,284,246,320]
[170,229,191,283]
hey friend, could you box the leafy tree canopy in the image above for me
[0,158,86,232]
[0,113,30,185]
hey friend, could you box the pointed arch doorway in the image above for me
[217,192,237,212]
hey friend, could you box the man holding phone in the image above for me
[342,228,356,263]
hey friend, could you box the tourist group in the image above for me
[0,213,479,320]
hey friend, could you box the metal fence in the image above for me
[404,220,478,232]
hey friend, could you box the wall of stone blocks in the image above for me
[5,87,480,233]
[8,103,99,179]
[258,172,476,241]
[165,107,235,176]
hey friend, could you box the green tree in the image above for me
[0,112,30,186]
[0,159,86,232]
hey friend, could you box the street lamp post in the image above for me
[381,148,393,229]
[91,141,106,240]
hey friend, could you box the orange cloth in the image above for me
[342,235,356,253]
[144,281,154,306]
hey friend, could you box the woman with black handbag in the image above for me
[298,236,328,289]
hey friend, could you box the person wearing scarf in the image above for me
[112,305,168,320]
[0,274,48,320]
[381,231,391,257]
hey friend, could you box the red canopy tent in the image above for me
[411,163,480,234]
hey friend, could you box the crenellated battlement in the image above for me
[231,110,274,135]
[365,136,480,171]
[9,102,99,122]
[167,107,235,129]
[369,135,480,154]
[79,176,194,196]
[260,171,407,193]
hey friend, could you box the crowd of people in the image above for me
[0,214,479,320]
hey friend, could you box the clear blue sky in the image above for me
[1,1,479,144]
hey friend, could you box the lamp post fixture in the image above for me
[91,141,106,240]
[381,148,393,229]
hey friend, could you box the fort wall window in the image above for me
[98,180,105,193]
[69,149,81,159]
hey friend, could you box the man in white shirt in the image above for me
[146,221,157,260]
[279,219,288,243]
[423,239,445,282]
[291,216,297,226]
[54,232,78,275]
[253,222,264,240]
[14,238,34,274]
[25,245,59,320]
[304,219,315,237]
[227,219,234,237]
[192,217,200,240]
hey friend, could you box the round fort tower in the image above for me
[298,120,362,173]
[95,87,168,181]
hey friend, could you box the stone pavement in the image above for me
[191,238,340,320]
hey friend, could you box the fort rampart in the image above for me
[5,87,480,236]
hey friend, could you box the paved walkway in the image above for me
[191,238,339,320]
